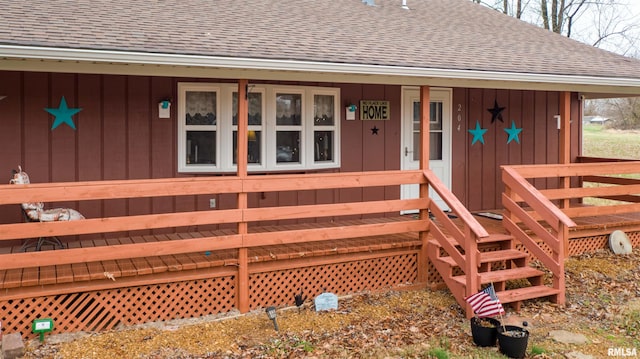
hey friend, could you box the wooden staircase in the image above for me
[428,232,561,316]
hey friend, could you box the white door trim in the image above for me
[400,86,452,211]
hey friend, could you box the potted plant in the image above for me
[470,316,501,347]
[497,325,529,359]
[465,284,506,348]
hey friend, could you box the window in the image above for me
[178,83,340,173]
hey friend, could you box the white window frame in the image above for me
[178,83,221,173]
[178,83,340,173]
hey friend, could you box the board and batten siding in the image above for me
[0,71,579,228]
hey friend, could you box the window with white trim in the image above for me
[178,83,340,173]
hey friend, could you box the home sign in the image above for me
[360,100,390,120]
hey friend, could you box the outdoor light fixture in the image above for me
[265,306,279,331]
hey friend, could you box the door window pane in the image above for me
[314,131,333,162]
[185,92,216,125]
[412,101,443,161]
[276,131,300,163]
[186,131,216,164]
[276,94,302,125]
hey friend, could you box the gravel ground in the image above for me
[21,248,640,359]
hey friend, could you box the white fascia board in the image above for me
[2,45,640,90]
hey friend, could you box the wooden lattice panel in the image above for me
[568,231,640,256]
[248,254,418,310]
[0,276,235,339]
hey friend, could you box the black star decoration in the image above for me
[371,126,379,135]
[487,99,506,123]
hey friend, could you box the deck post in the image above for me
[418,85,430,284]
[237,79,250,313]
[559,91,571,209]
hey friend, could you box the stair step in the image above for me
[428,233,513,250]
[453,266,544,285]
[496,286,560,304]
[436,249,527,267]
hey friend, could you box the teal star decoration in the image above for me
[468,121,487,145]
[45,96,82,130]
[504,121,523,144]
[487,99,505,123]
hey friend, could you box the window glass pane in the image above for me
[276,131,300,163]
[185,91,216,125]
[186,131,216,164]
[314,95,334,126]
[233,130,262,164]
[314,131,333,162]
[276,94,302,126]
[232,92,263,126]
[430,102,442,131]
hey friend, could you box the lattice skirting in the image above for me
[568,231,640,256]
[1,276,236,340]
[249,253,419,310]
[1,253,421,339]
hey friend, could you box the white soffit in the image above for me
[2,45,640,95]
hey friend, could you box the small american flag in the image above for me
[465,283,505,318]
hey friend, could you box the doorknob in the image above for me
[405,147,413,156]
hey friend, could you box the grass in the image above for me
[582,125,640,205]
[582,124,640,159]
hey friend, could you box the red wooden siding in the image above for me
[0,70,578,223]
[451,88,580,211]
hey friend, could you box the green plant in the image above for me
[531,345,546,355]
[294,339,314,353]
[427,347,449,359]
[621,310,640,336]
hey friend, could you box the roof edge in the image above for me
[2,45,640,92]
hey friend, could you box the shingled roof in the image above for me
[1,0,640,91]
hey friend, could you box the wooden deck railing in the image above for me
[0,170,431,274]
[501,165,575,304]
[423,170,489,300]
[501,161,640,304]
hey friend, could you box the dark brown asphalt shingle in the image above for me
[1,0,639,79]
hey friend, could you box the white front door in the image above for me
[401,87,452,212]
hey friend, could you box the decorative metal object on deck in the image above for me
[265,306,279,331]
[609,230,633,254]
[10,166,85,251]
[10,166,85,222]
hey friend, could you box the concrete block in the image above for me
[2,332,24,359]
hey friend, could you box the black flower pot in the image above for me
[497,325,529,359]
[470,317,501,347]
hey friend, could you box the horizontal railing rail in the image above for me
[0,170,429,271]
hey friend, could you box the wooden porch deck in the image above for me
[3,210,634,293]
[0,216,424,292]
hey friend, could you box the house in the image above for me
[1,0,640,338]
[583,115,611,125]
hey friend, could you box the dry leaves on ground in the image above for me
[23,249,640,359]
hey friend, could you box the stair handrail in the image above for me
[423,170,488,298]
[501,165,577,305]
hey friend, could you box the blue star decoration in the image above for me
[45,96,82,130]
[487,99,505,123]
[504,121,523,144]
[468,121,487,145]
